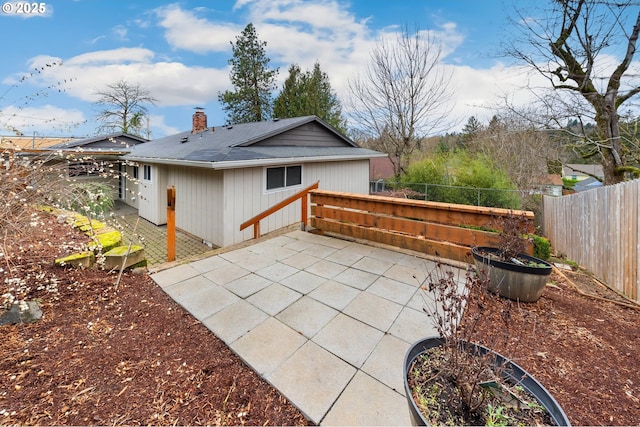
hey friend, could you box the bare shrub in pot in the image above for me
[404,262,569,425]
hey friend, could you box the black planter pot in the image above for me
[472,246,553,302]
[403,336,571,426]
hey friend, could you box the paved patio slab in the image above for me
[266,340,356,423]
[321,371,412,426]
[150,230,461,425]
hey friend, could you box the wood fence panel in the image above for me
[543,180,640,301]
[310,190,535,263]
[311,191,535,233]
[310,217,473,262]
[311,205,502,248]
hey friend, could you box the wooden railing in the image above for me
[240,181,320,239]
[310,190,534,263]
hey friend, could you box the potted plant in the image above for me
[472,211,552,303]
[403,263,570,426]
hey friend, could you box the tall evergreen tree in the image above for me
[218,23,278,124]
[273,64,306,119]
[273,61,347,134]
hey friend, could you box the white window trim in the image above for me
[263,164,303,194]
[143,164,152,181]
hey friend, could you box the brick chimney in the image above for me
[192,107,207,133]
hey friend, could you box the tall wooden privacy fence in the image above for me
[544,180,639,302]
[309,190,534,263]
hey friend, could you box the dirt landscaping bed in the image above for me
[0,210,310,426]
[467,267,640,426]
[1,209,639,425]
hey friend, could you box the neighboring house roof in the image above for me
[45,132,148,153]
[574,176,603,192]
[563,164,604,179]
[1,135,78,150]
[542,174,564,186]
[125,115,385,168]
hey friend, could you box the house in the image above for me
[539,174,564,197]
[123,111,386,247]
[562,164,604,181]
[26,132,148,206]
[369,156,395,193]
[370,156,395,181]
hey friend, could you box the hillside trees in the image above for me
[465,112,559,190]
[273,62,347,134]
[348,26,453,177]
[94,80,156,137]
[219,23,278,124]
[401,151,521,208]
[508,0,640,184]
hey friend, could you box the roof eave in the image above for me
[122,152,387,170]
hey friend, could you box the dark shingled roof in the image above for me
[124,116,383,165]
[46,132,148,152]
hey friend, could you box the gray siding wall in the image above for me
[167,167,224,247]
[136,159,370,247]
[221,159,370,246]
[304,160,369,193]
[251,124,347,147]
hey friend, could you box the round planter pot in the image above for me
[472,246,553,302]
[404,336,571,426]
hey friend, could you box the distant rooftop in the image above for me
[563,164,604,178]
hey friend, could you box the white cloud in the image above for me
[88,35,106,45]
[3,1,567,137]
[0,105,85,135]
[148,114,180,137]
[65,48,154,65]
[113,25,129,41]
[447,62,550,128]
[18,50,230,107]
[148,0,507,129]
[154,4,239,53]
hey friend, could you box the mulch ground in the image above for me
[1,208,639,425]
[0,210,310,426]
[468,267,640,426]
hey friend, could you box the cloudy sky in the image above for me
[0,0,568,138]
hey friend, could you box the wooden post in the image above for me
[301,194,308,231]
[167,186,176,262]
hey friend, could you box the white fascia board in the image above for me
[122,152,387,170]
[122,156,213,168]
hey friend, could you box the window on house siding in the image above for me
[266,165,302,191]
[143,165,151,181]
[133,166,139,179]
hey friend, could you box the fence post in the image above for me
[167,186,176,262]
[477,189,481,206]
[301,193,308,231]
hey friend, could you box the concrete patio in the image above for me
[150,229,459,425]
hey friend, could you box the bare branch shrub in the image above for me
[419,263,505,412]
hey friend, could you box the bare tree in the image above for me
[94,80,156,137]
[467,111,559,190]
[507,0,640,185]
[348,26,453,177]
